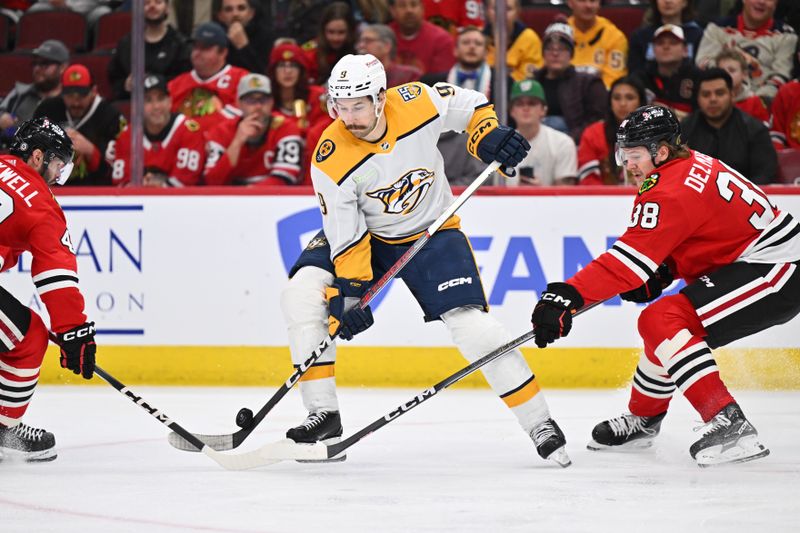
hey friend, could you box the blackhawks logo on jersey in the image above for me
[639,172,660,194]
[367,168,435,215]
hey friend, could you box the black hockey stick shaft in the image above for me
[322,300,603,460]
[169,161,501,451]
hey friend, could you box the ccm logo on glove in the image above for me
[61,323,96,341]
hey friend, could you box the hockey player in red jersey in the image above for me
[531,104,800,467]
[203,73,304,186]
[0,117,98,462]
[108,74,205,187]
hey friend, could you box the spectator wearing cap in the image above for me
[108,0,191,101]
[533,22,607,143]
[357,23,422,87]
[214,0,274,74]
[681,67,777,184]
[203,73,305,186]
[389,0,456,75]
[167,21,249,130]
[106,74,205,187]
[695,0,797,100]
[1,40,69,148]
[33,64,125,186]
[628,0,704,74]
[268,43,332,139]
[715,48,770,124]
[27,0,110,25]
[632,24,702,120]
[508,79,577,186]
[566,0,628,88]
[483,0,543,81]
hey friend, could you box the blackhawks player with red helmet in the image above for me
[531,104,800,467]
[0,117,98,462]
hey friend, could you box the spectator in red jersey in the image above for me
[203,73,305,186]
[301,1,358,85]
[167,22,249,130]
[577,76,647,185]
[108,0,191,101]
[632,24,701,121]
[483,0,542,81]
[107,74,205,187]
[716,48,770,124]
[424,0,484,35]
[769,78,800,150]
[268,42,332,144]
[356,23,422,87]
[214,0,274,74]
[389,0,455,75]
[34,64,125,186]
[681,68,777,184]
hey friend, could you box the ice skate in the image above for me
[286,411,346,463]
[690,403,769,468]
[587,412,666,451]
[530,418,571,468]
[0,423,57,462]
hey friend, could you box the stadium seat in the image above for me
[15,10,87,52]
[0,14,10,51]
[776,148,800,185]
[94,11,131,51]
[519,7,569,38]
[0,52,34,97]
[73,52,114,100]
[600,5,647,35]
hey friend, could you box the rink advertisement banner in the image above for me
[3,191,799,387]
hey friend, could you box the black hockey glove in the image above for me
[619,264,674,304]
[57,322,96,380]
[326,278,375,341]
[531,283,584,349]
[475,125,530,177]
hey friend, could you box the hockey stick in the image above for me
[200,300,606,469]
[168,160,503,452]
[47,333,274,470]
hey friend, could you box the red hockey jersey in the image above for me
[770,79,800,150]
[167,65,249,124]
[107,114,205,187]
[424,0,484,33]
[203,114,304,186]
[0,156,87,333]
[568,150,800,305]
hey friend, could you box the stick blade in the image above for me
[168,431,235,452]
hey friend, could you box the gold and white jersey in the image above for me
[310,82,497,280]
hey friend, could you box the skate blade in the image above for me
[696,436,770,468]
[546,447,572,468]
[586,438,655,452]
[295,436,346,464]
[0,447,57,463]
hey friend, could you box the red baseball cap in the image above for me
[62,64,93,95]
[269,43,308,71]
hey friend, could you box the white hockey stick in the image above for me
[168,160,502,453]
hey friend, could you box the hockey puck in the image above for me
[236,408,254,429]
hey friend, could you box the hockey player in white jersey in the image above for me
[281,53,571,467]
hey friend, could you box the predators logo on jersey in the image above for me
[367,168,435,215]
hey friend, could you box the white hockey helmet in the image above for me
[327,53,387,118]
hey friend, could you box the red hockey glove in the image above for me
[57,322,96,380]
[531,283,584,348]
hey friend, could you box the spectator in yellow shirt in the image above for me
[567,0,628,88]
[484,0,543,81]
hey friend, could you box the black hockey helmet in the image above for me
[9,117,75,184]
[615,105,681,165]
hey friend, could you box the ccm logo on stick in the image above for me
[62,324,96,341]
[438,277,472,292]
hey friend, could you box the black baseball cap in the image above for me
[191,22,228,48]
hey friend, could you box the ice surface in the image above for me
[1,387,798,532]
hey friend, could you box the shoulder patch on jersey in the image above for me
[301,40,317,51]
[184,119,200,132]
[316,139,336,163]
[271,115,286,130]
[397,84,423,102]
[306,234,328,250]
[639,172,660,195]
